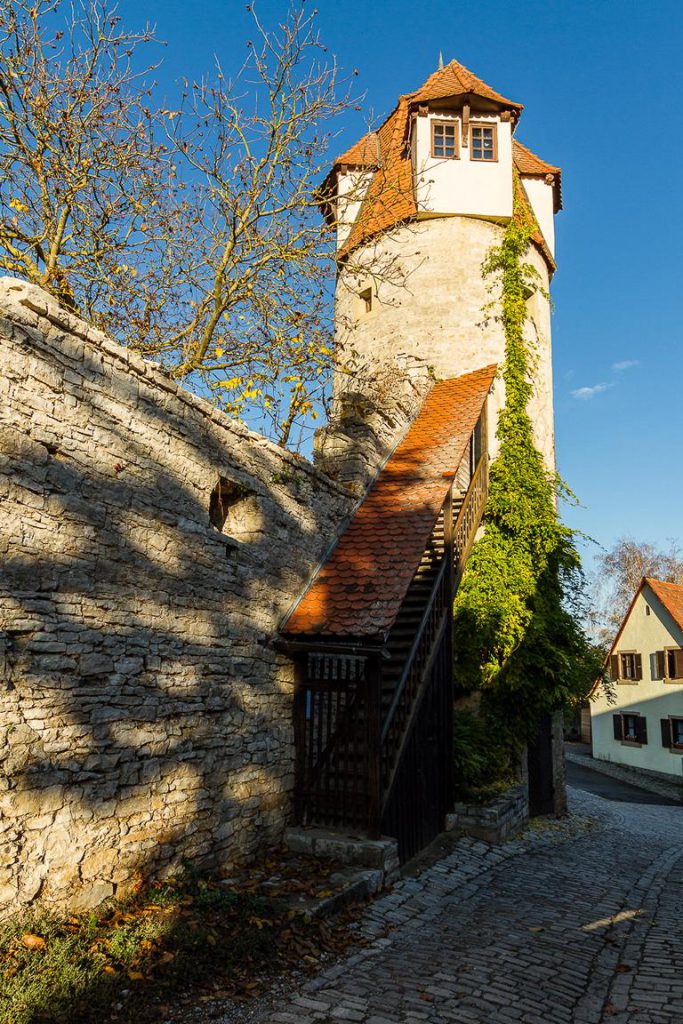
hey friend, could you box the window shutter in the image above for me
[656,650,666,679]
[636,716,648,744]
[610,654,620,681]
[674,649,683,680]
[613,714,623,741]
[634,653,643,681]
[661,718,672,749]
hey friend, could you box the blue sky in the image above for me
[120,0,683,563]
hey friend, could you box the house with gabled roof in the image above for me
[590,578,683,780]
[279,59,565,860]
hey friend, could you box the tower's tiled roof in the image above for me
[411,59,523,111]
[336,132,379,168]
[281,365,497,640]
[646,578,683,632]
[513,139,563,211]
[512,139,560,176]
[340,97,416,258]
[332,61,559,269]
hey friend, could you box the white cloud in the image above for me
[570,382,612,400]
[612,359,640,372]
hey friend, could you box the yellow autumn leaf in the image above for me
[10,198,28,213]
[20,933,46,951]
[215,347,224,358]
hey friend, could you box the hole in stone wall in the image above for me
[209,478,262,542]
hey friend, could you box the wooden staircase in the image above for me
[291,437,488,862]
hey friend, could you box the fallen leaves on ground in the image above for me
[0,846,367,1024]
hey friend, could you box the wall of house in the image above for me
[334,215,555,468]
[412,112,513,219]
[0,278,355,918]
[591,587,683,777]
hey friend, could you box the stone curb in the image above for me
[565,747,683,804]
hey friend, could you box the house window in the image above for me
[470,123,497,161]
[432,121,458,159]
[666,648,683,679]
[614,712,647,745]
[672,719,683,748]
[623,714,639,741]
[359,287,373,314]
[610,651,642,682]
[620,652,640,680]
[655,648,683,680]
[661,717,683,750]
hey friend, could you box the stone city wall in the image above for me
[0,278,356,917]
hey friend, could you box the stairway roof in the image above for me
[280,364,496,642]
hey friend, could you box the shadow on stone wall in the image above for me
[0,281,355,915]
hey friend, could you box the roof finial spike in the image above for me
[438,50,444,70]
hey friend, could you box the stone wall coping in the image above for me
[0,276,349,499]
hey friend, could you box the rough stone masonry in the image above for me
[0,278,365,917]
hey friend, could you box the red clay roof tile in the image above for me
[281,365,497,640]
[411,60,522,110]
[646,578,683,633]
[513,139,562,212]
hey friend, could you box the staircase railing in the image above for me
[453,454,488,579]
[376,453,488,836]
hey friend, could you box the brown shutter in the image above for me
[635,716,648,745]
[610,654,620,681]
[656,651,666,679]
[674,649,683,680]
[613,714,623,740]
[634,653,643,681]
[661,719,673,749]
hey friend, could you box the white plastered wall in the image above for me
[334,170,374,250]
[521,176,556,256]
[591,587,683,778]
[412,112,513,220]
[334,215,555,468]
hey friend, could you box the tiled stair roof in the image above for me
[281,364,497,640]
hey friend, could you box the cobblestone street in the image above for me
[198,775,683,1024]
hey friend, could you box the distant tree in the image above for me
[589,536,683,644]
[0,0,406,447]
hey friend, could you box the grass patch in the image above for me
[0,859,362,1024]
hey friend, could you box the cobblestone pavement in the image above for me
[187,785,683,1024]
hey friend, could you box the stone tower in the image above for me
[315,60,561,492]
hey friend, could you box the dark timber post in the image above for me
[527,713,555,816]
[366,653,383,840]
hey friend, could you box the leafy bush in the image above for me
[453,707,517,804]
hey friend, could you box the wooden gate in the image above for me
[381,623,453,861]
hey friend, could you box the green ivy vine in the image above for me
[452,187,602,779]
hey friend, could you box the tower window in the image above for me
[432,120,458,160]
[359,287,373,314]
[470,123,497,161]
